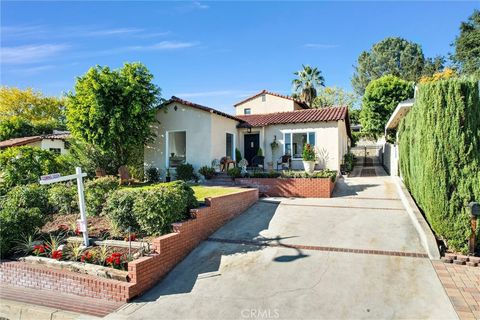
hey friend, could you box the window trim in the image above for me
[283,130,316,160]
[166,129,187,168]
[244,108,251,115]
[225,132,236,160]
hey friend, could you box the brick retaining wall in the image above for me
[0,188,258,302]
[237,178,335,198]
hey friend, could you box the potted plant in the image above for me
[302,144,316,174]
[165,168,171,182]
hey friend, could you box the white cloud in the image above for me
[193,1,209,9]
[1,44,69,64]
[128,41,199,51]
[304,43,339,49]
[85,28,144,36]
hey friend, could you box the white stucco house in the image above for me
[0,132,70,154]
[144,90,352,174]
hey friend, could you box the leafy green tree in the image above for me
[66,62,161,168]
[451,10,480,77]
[312,86,358,108]
[351,37,441,95]
[360,75,413,137]
[422,56,446,77]
[292,65,325,106]
[0,87,65,140]
[0,146,70,189]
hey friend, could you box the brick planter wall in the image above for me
[0,188,258,302]
[237,178,335,198]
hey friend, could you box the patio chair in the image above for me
[220,156,236,172]
[118,165,134,185]
[251,155,265,171]
[276,155,292,171]
[95,167,107,178]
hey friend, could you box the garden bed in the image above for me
[237,170,337,198]
[0,188,259,302]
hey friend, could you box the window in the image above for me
[168,131,186,167]
[49,148,61,155]
[283,131,316,159]
[226,133,234,159]
[261,94,266,102]
[244,108,251,115]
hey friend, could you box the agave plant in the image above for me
[66,241,84,261]
[44,233,65,256]
[13,231,39,256]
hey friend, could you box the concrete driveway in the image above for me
[109,167,457,320]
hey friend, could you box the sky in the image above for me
[1,1,478,113]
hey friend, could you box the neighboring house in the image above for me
[144,91,352,174]
[383,99,415,176]
[0,132,70,154]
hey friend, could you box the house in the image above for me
[383,98,415,176]
[0,131,70,154]
[144,91,352,174]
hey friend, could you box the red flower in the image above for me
[33,244,45,255]
[51,250,62,260]
[75,227,81,235]
[124,233,136,242]
[81,251,94,263]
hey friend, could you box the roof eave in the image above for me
[385,100,414,130]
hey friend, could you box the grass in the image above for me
[123,183,245,202]
[190,185,245,202]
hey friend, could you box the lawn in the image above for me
[190,185,245,202]
[123,183,245,202]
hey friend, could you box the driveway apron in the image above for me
[109,166,458,320]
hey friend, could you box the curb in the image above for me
[393,177,440,259]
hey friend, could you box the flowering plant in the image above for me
[33,244,45,256]
[124,233,136,242]
[105,253,125,269]
[80,251,95,263]
[302,144,316,162]
[51,250,63,260]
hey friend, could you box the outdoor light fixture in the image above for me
[247,127,252,133]
[467,201,479,254]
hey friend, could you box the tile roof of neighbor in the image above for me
[0,133,70,149]
[236,106,349,127]
[233,90,310,109]
[165,96,245,122]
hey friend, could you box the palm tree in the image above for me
[292,65,325,107]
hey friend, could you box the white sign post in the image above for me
[40,167,89,247]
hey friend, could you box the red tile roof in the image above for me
[165,96,245,122]
[233,90,309,109]
[237,106,348,127]
[0,133,70,149]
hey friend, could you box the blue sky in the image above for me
[1,1,478,113]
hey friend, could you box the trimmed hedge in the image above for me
[104,181,198,236]
[398,78,480,252]
[85,176,119,216]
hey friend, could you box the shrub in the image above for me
[343,153,355,172]
[198,166,215,180]
[250,171,281,178]
[48,183,78,214]
[175,163,197,182]
[134,181,197,235]
[0,184,50,257]
[85,176,119,216]
[145,167,160,183]
[256,148,263,157]
[281,170,337,181]
[398,78,480,252]
[103,189,141,233]
[105,181,198,236]
[227,167,241,180]
[235,148,242,162]
[0,146,69,189]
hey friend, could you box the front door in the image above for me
[244,133,260,166]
